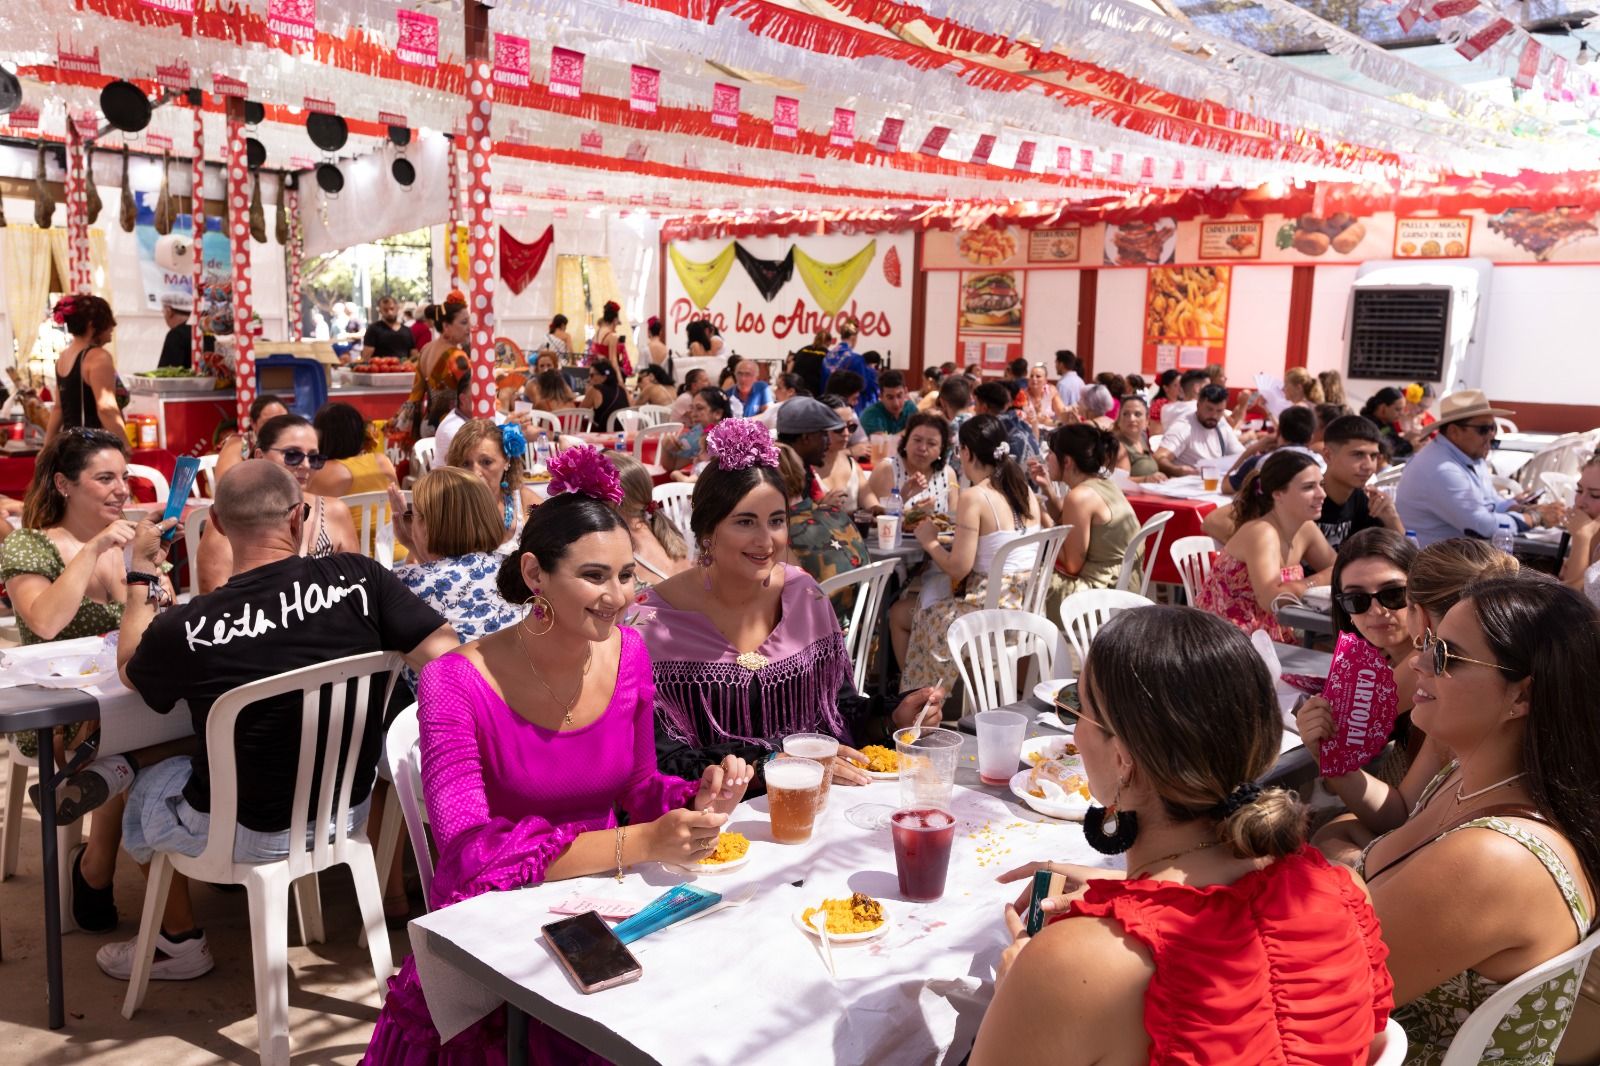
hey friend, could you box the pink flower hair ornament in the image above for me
[51,295,81,325]
[705,418,779,471]
[544,444,624,505]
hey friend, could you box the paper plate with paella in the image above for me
[1009,738,1092,821]
[858,744,900,780]
[794,892,892,943]
[669,831,752,875]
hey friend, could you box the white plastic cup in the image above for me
[974,710,1028,786]
[876,514,901,550]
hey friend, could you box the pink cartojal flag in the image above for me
[57,48,101,76]
[1316,632,1400,776]
[156,63,192,92]
[829,108,855,148]
[549,46,584,98]
[875,117,904,153]
[773,96,799,138]
[1056,145,1072,173]
[630,66,660,113]
[7,107,39,129]
[1014,140,1036,170]
[920,126,950,155]
[267,0,316,44]
[1078,148,1095,174]
[140,0,194,13]
[1111,152,1125,178]
[711,83,740,129]
[494,34,530,89]
[378,110,407,127]
[971,133,995,165]
[213,73,247,98]
[580,130,602,154]
[396,10,439,69]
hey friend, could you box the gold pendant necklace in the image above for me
[1128,839,1221,881]
[518,624,593,727]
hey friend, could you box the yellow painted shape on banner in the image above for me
[455,225,470,284]
[793,241,876,315]
[668,243,737,309]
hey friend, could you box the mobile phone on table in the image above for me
[542,911,642,994]
[1025,868,1068,937]
[160,456,201,542]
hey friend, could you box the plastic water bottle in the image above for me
[885,487,903,519]
[615,431,627,452]
[534,431,552,469]
[1492,526,1515,554]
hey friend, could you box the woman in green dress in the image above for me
[1034,424,1140,615]
[1110,394,1166,484]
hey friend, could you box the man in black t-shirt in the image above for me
[357,295,416,364]
[1317,415,1405,550]
[90,461,455,981]
[155,295,193,369]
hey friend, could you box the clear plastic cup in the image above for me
[974,709,1028,787]
[891,807,955,901]
[766,757,826,844]
[895,727,963,810]
[782,733,839,810]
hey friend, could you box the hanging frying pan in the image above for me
[100,80,152,133]
[306,112,348,152]
[391,157,415,187]
[387,125,411,147]
[0,67,22,116]
[246,137,266,169]
[244,100,264,126]
[315,162,344,194]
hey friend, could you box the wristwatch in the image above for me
[125,571,172,607]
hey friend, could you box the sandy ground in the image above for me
[0,797,414,1064]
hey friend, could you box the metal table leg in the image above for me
[506,1003,529,1066]
[37,726,64,1030]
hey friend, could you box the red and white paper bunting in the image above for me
[146,132,173,150]
[549,46,584,98]
[57,47,101,76]
[580,130,603,153]
[546,184,566,200]
[224,114,256,433]
[64,131,92,293]
[630,66,660,113]
[1079,149,1095,174]
[1397,0,1427,31]
[71,109,99,137]
[1456,18,1513,61]
[1196,161,1209,184]
[652,193,672,207]
[139,0,194,15]
[875,117,904,153]
[266,0,316,44]
[1056,146,1072,173]
[829,108,855,148]
[970,134,995,165]
[920,126,950,156]
[773,96,799,138]
[1139,156,1155,183]
[213,73,247,97]
[1172,159,1186,181]
[711,83,740,129]
[1111,152,1125,178]
[156,63,191,92]
[494,35,530,89]
[7,107,39,129]
[1513,39,1542,90]
[396,10,440,70]
[1014,140,1036,171]
[302,97,335,114]
[378,110,407,128]
[587,189,605,202]
[628,193,645,206]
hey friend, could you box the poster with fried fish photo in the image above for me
[958,270,1023,334]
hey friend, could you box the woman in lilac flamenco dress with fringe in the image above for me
[363,447,752,1065]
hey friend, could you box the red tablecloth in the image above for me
[1123,491,1217,586]
[0,448,177,503]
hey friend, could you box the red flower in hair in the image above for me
[446,289,467,305]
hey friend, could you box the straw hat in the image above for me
[1431,388,1513,430]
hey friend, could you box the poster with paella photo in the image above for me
[1394,217,1471,259]
[1142,266,1230,371]
[958,270,1024,334]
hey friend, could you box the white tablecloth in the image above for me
[0,635,193,755]
[411,777,1114,1063]
[1128,475,1233,507]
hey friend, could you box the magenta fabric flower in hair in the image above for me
[545,444,623,505]
[706,418,779,471]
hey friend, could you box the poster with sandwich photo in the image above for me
[959,270,1023,334]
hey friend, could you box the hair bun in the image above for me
[1216,787,1306,860]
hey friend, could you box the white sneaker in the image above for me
[96,930,214,981]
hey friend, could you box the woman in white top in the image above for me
[860,412,959,518]
[814,394,867,512]
[540,314,572,359]
[1560,453,1600,610]
[895,415,1042,689]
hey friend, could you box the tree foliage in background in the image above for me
[300,228,434,323]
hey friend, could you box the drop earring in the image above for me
[1082,782,1139,855]
[523,587,554,636]
[700,539,714,591]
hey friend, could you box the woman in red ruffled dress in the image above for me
[974,605,1393,1065]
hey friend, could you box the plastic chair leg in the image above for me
[246,867,293,1066]
[121,852,175,1019]
[292,872,324,945]
[2,754,26,879]
[361,802,403,950]
[347,841,395,1002]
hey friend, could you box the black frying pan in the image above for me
[0,67,22,116]
[306,112,348,152]
[244,100,264,126]
[387,125,411,147]
[100,80,151,133]
[246,138,266,169]
[315,162,344,194]
[391,157,415,187]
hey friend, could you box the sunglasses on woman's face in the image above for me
[1413,628,1515,678]
[267,446,328,470]
[1335,585,1409,615]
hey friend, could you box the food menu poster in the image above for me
[956,268,1024,366]
[1141,265,1230,375]
[1027,227,1081,263]
[1394,217,1471,259]
[1198,221,1263,261]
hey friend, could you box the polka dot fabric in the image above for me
[65,128,93,294]
[465,58,497,420]
[226,105,256,434]
[191,104,206,363]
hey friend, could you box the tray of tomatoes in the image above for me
[349,356,417,386]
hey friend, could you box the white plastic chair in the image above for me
[372,702,433,912]
[1540,471,1579,508]
[121,652,401,1066]
[523,409,563,440]
[194,453,218,498]
[818,558,899,693]
[1369,1016,1408,1065]
[946,609,1069,715]
[652,482,697,561]
[2,740,84,930]
[635,404,672,428]
[1115,510,1174,598]
[341,490,393,564]
[552,407,593,434]
[1494,416,1520,436]
[1489,474,1522,499]
[183,500,212,600]
[1170,535,1218,605]
[983,526,1072,615]
[1438,927,1600,1065]
[1516,433,1594,492]
[409,437,436,486]
[1370,465,1404,488]
[1058,588,1154,667]
[126,463,170,503]
[632,421,682,474]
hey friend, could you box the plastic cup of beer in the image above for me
[892,807,956,902]
[1200,461,1224,493]
[782,733,839,810]
[895,727,963,810]
[876,514,901,551]
[766,757,826,844]
[974,709,1028,786]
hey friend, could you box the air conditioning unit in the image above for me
[1345,259,1492,391]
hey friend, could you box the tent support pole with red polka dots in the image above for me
[191,100,206,368]
[446,137,461,284]
[225,95,257,436]
[65,127,93,295]
[464,2,498,420]
[286,186,303,342]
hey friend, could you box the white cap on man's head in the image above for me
[160,294,193,315]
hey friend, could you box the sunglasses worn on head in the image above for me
[1336,585,1409,615]
[1414,628,1515,677]
[268,446,328,470]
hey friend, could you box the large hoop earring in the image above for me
[1081,783,1139,855]
[523,588,555,637]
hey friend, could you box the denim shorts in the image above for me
[121,756,372,866]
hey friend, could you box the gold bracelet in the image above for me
[614,825,626,882]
